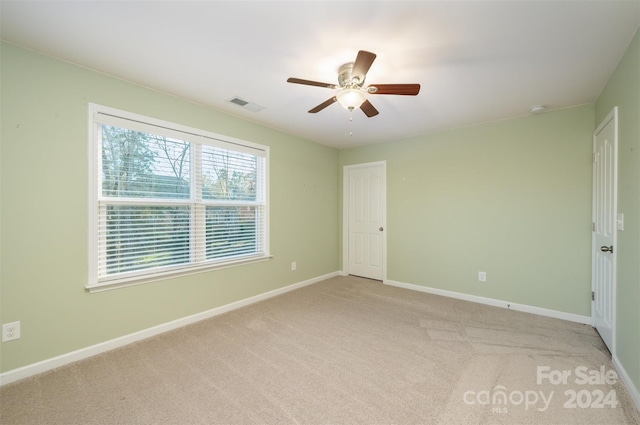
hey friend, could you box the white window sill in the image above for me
[86,255,273,293]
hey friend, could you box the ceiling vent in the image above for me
[228,96,264,112]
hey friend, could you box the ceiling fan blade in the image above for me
[287,77,336,89]
[309,97,337,113]
[368,84,421,95]
[352,50,377,82]
[360,100,379,117]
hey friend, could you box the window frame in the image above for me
[87,103,270,292]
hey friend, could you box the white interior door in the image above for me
[344,162,385,280]
[592,107,618,354]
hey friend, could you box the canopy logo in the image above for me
[462,365,619,414]
[463,387,553,412]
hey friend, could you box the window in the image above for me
[87,104,269,291]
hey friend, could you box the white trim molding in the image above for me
[0,271,338,387]
[384,279,591,325]
[613,355,640,412]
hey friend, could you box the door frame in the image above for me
[591,106,618,355]
[342,161,387,280]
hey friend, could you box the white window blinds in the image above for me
[88,105,269,290]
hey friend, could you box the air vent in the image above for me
[230,97,248,106]
[228,96,264,112]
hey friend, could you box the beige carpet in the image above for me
[1,275,639,424]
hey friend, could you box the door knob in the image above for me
[379,227,384,231]
[600,245,614,253]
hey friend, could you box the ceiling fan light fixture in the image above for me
[336,88,367,111]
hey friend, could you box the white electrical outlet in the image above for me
[2,321,21,342]
[478,271,487,282]
[291,261,297,271]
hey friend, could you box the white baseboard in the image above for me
[613,354,640,412]
[0,271,338,387]
[384,279,592,325]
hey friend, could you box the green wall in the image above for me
[340,104,594,316]
[595,28,640,398]
[0,43,339,372]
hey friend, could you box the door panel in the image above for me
[592,108,617,353]
[346,163,385,280]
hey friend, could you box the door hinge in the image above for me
[593,153,597,162]
[592,291,595,301]
[592,222,596,232]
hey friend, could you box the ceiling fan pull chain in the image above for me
[349,111,353,136]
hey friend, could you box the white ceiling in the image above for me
[2,1,639,149]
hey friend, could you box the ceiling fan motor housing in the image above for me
[338,62,363,88]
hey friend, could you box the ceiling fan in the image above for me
[287,50,420,117]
